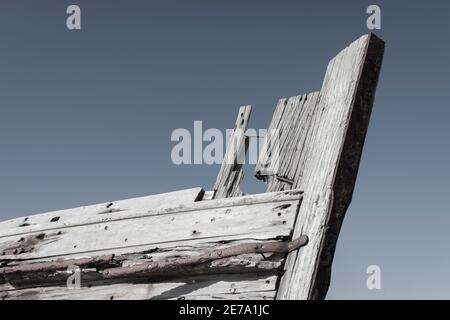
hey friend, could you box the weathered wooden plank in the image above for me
[101,236,307,279]
[2,253,283,289]
[2,232,291,268]
[0,188,205,238]
[1,238,306,287]
[202,190,215,201]
[276,33,384,299]
[0,190,302,262]
[213,106,252,198]
[255,100,285,179]
[2,254,281,289]
[1,273,277,300]
[0,189,302,240]
[0,201,298,261]
[0,189,304,299]
[1,255,114,274]
[256,92,320,192]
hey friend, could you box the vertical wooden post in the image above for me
[213,105,252,199]
[275,33,385,299]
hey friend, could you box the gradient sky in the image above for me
[0,1,449,299]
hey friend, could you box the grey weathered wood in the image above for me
[0,33,383,300]
[213,106,252,198]
[256,92,320,191]
[1,255,114,275]
[0,237,306,287]
[0,189,304,299]
[202,190,215,201]
[1,273,277,300]
[0,191,302,261]
[0,189,301,241]
[0,187,205,238]
[274,33,384,299]
[0,193,301,261]
[101,236,307,279]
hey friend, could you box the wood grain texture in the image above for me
[213,106,252,198]
[101,236,308,279]
[255,92,320,191]
[0,33,383,300]
[1,273,277,300]
[0,190,304,299]
[0,238,306,287]
[0,188,204,239]
[0,190,302,262]
[275,33,384,299]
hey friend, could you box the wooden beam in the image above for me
[102,236,308,279]
[0,189,302,264]
[0,255,114,275]
[275,33,384,300]
[213,106,252,198]
[0,187,205,238]
[1,237,307,287]
[1,273,278,300]
[0,189,303,298]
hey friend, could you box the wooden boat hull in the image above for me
[0,33,384,300]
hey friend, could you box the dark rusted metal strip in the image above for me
[0,255,114,275]
[102,236,308,279]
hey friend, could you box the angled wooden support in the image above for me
[213,105,252,199]
[271,33,385,299]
